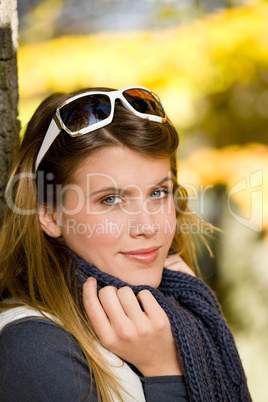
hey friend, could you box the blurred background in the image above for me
[17,0,268,399]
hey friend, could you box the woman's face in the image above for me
[59,146,176,287]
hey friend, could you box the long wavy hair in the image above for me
[0,87,212,401]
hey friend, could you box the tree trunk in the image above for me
[0,0,20,225]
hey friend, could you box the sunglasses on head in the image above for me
[35,86,167,171]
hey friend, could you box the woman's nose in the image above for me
[128,218,160,238]
[127,206,160,238]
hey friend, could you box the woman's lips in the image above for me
[120,247,160,264]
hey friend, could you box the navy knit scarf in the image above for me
[72,253,252,402]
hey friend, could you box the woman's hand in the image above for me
[83,278,183,377]
[165,254,196,276]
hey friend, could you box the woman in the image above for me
[0,86,251,401]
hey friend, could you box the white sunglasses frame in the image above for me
[35,86,167,171]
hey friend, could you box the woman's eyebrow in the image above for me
[154,176,173,186]
[90,187,122,197]
[90,176,173,197]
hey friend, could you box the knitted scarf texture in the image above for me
[73,253,252,402]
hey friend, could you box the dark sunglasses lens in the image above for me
[123,89,165,118]
[59,95,111,132]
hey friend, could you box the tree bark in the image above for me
[0,0,20,224]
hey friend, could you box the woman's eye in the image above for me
[150,189,170,199]
[102,195,122,205]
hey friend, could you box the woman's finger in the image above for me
[136,289,168,323]
[83,277,112,336]
[98,285,129,323]
[116,286,145,321]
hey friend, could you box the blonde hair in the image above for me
[0,88,212,401]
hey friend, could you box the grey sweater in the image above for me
[0,317,188,401]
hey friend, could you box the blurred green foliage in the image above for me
[18,2,268,147]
